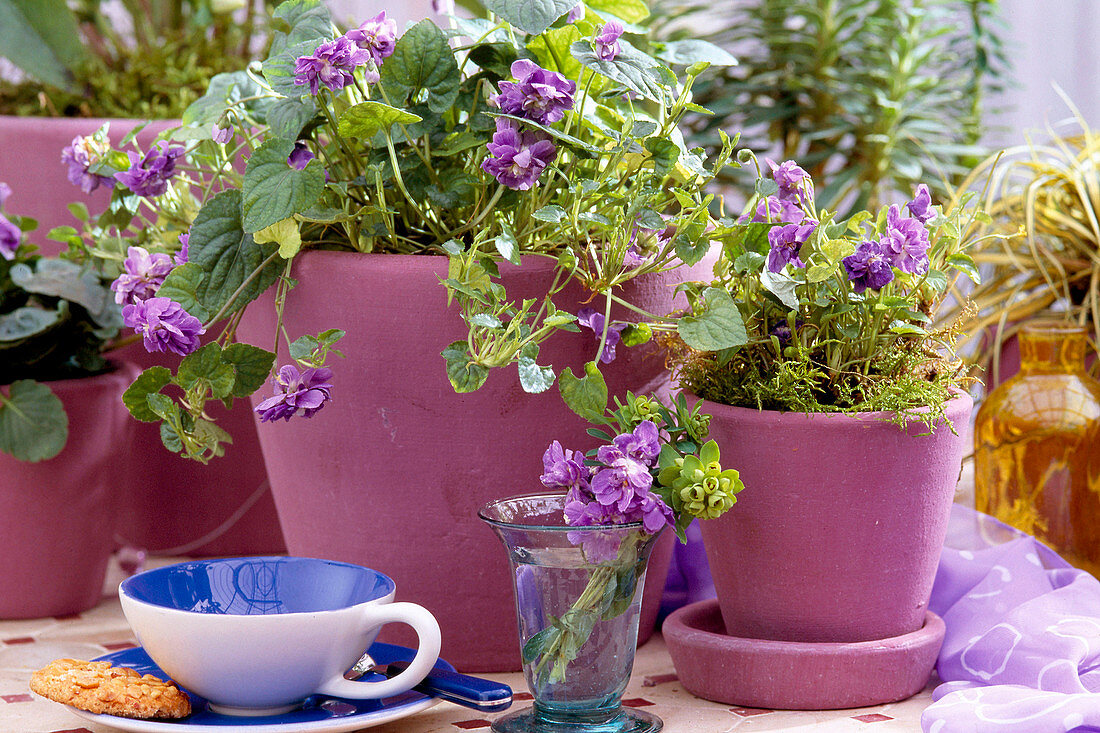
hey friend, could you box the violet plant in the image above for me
[0,184,123,462]
[55,0,740,462]
[531,391,742,683]
[667,154,990,425]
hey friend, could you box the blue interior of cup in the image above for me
[121,557,395,615]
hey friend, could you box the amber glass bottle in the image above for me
[975,321,1100,575]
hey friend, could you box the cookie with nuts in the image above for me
[30,658,191,719]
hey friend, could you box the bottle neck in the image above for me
[1018,323,1089,375]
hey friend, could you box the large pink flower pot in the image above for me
[0,365,137,618]
[239,251,691,671]
[665,391,971,709]
[0,115,284,557]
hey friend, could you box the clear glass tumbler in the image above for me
[480,492,662,733]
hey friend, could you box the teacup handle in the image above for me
[316,602,442,700]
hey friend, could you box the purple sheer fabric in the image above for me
[923,506,1100,732]
[661,507,1100,732]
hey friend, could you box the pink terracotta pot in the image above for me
[113,342,286,557]
[0,115,285,557]
[0,364,138,618]
[0,116,174,250]
[239,251,692,671]
[697,391,972,643]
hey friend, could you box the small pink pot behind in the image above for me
[0,364,138,618]
[0,116,174,251]
[0,115,285,557]
[697,391,972,643]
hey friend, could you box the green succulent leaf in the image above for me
[480,0,575,35]
[187,190,282,319]
[338,101,423,140]
[0,305,65,343]
[558,361,608,422]
[442,341,489,393]
[122,367,173,422]
[586,0,650,23]
[0,380,67,462]
[380,19,461,114]
[677,288,747,351]
[518,357,555,394]
[266,96,317,140]
[242,139,326,233]
[177,343,236,400]
[656,39,737,67]
[9,260,116,327]
[155,263,211,322]
[571,39,672,104]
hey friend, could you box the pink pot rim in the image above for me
[687,388,973,429]
[2,360,139,395]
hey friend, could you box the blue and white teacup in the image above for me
[119,556,442,716]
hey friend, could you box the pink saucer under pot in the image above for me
[663,599,945,711]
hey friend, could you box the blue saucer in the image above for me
[66,643,454,732]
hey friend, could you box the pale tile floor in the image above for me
[0,557,933,732]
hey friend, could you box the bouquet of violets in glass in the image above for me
[524,391,743,685]
[52,0,742,461]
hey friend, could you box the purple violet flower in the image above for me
[293,36,372,95]
[590,455,653,513]
[771,321,792,344]
[743,195,806,225]
[842,240,896,294]
[576,306,627,364]
[0,213,20,261]
[61,134,113,194]
[111,246,176,306]
[345,11,398,67]
[636,491,674,533]
[767,158,811,204]
[907,184,935,224]
[492,59,576,126]
[122,297,205,356]
[114,142,185,198]
[211,122,233,144]
[287,142,316,171]
[609,421,661,467]
[175,233,190,266]
[540,440,591,493]
[766,222,815,273]
[481,119,557,191]
[568,3,584,22]
[432,0,454,13]
[594,21,624,61]
[882,204,931,275]
[254,364,335,422]
[0,182,10,207]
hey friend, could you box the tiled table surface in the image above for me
[0,557,934,733]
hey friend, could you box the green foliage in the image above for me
[648,0,1011,214]
[60,0,742,460]
[0,380,68,462]
[0,197,121,461]
[0,1,279,118]
[668,157,983,425]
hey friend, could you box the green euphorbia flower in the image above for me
[656,440,743,520]
[626,394,661,424]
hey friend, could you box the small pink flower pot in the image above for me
[665,391,971,708]
[0,365,138,618]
